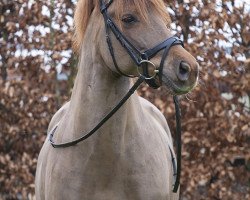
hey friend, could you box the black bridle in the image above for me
[49,0,183,193]
[100,0,183,88]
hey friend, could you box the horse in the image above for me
[35,0,199,199]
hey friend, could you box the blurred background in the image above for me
[0,0,249,199]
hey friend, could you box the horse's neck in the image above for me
[62,46,138,146]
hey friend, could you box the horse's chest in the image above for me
[86,127,174,199]
[43,124,176,199]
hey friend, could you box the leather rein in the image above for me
[49,0,182,193]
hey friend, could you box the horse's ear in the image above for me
[73,0,96,53]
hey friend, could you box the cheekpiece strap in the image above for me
[100,0,113,13]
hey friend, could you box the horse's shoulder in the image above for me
[139,96,173,144]
[139,97,168,126]
[47,101,70,134]
[139,96,162,114]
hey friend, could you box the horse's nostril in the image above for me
[179,62,190,75]
[177,61,191,81]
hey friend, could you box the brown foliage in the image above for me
[0,0,249,199]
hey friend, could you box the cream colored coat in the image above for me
[35,53,179,199]
[35,0,199,199]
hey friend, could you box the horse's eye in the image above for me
[122,14,137,24]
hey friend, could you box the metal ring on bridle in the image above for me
[138,60,159,80]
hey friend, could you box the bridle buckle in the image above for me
[138,60,158,80]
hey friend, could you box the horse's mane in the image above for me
[73,0,170,52]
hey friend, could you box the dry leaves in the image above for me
[0,0,249,199]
